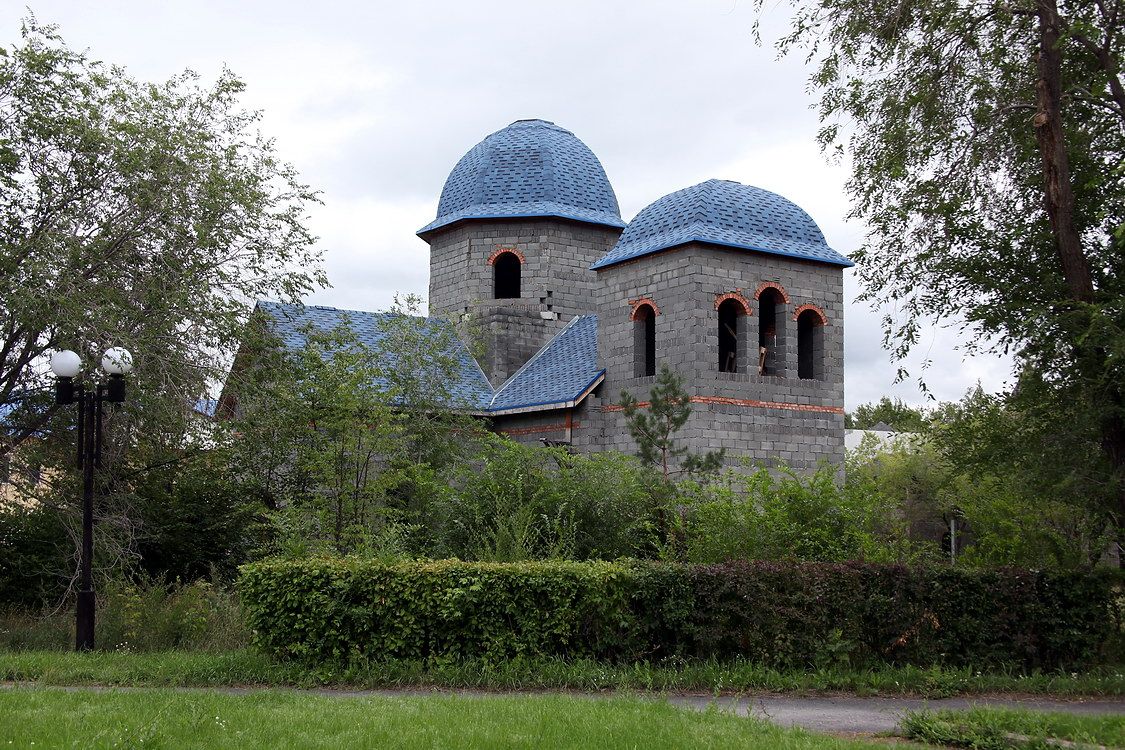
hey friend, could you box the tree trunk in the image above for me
[1034,0,1094,304]
[1035,0,1125,558]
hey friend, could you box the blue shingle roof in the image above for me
[489,315,603,413]
[256,301,494,411]
[591,179,854,270]
[418,119,625,237]
[193,397,218,418]
[254,302,603,416]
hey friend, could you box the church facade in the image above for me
[252,118,852,471]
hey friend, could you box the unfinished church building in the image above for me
[249,119,853,471]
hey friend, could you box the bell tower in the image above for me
[417,119,624,386]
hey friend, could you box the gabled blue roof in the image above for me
[256,301,494,411]
[254,302,603,417]
[489,315,603,413]
[591,179,854,270]
[418,119,625,237]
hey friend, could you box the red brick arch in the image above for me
[754,281,791,304]
[628,297,660,320]
[714,291,752,314]
[487,247,526,265]
[793,303,829,325]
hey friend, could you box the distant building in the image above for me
[844,421,915,452]
[229,119,853,470]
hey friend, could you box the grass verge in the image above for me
[901,706,1125,748]
[0,686,904,749]
[0,650,1122,697]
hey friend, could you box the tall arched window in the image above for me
[493,252,521,299]
[717,298,745,373]
[757,288,785,375]
[633,303,656,377]
[797,308,826,380]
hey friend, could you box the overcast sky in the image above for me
[4,1,1014,409]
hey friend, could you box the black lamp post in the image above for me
[50,346,133,652]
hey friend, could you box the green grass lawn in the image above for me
[902,706,1125,749]
[1,649,1122,698]
[0,686,906,749]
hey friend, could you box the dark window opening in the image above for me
[758,289,782,375]
[634,305,656,377]
[797,309,825,380]
[493,252,521,299]
[718,299,742,373]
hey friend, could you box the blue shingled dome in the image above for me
[418,119,625,237]
[591,179,853,269]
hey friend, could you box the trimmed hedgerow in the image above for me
[239,559,1121,669]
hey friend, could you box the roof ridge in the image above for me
[259,299,435,322]
[688,181,715,226]
[489,315,586,408]
[536,122,558,207]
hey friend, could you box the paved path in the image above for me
[665,694,1125,734]
[4,682,1123,736]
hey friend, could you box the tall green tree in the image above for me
[0,17,323,589]
[0,18,324,455]
[761,0,1125,537]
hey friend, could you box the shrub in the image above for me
[0,505,69,607]
[428,440,664,562]
[239,559,1121,669]
[0,578,251,652]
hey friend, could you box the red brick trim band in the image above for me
[601,396,843,415]
[487,247,526,265]
[628,297,661,320]
[793,303,828,325]
[714,291,752,314]
[498,421,581,437]
[755,281,791,304]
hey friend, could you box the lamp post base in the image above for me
[75,588,95,651]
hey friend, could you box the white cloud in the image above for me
[4,0,1014,409]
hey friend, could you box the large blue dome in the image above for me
[591,179,853,269]
[418,119,625,237]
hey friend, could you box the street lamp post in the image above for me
[50,346,133,652]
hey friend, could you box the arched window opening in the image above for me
[758,288,784,375]
[797,309,825,380]
[718,299,744,373]
[633,304,656,377]
[493,252,521,299]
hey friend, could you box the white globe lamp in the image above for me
[50,350,82,378]
[101,347,133,375]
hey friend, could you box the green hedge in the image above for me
[239,559,1121,669]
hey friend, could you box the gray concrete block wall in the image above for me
[594,242,846,470]
[426,223,847,472]
[424,218,620,384]
[596,402,845,472]
[425,218,620,320]
[492,397,603,449]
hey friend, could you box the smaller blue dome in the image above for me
[418,119,625,237]
[591,179,853,269]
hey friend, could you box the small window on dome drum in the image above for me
[718,299,744,373]
[494,252,521,299]
[634,304,656,377]
[758,289,785,376]
[797,309,825,380]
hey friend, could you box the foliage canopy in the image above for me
[760,0,1125,536]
